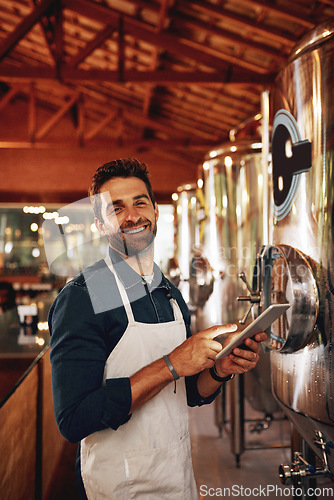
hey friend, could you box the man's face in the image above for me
[96,177,159,257]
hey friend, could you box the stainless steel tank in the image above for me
[258,19,334,483]
[168,183,214,320]
[195,140,282,463]
[195,149,239,331]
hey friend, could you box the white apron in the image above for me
[80,258,198,499]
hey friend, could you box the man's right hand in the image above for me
[168,324,238,377]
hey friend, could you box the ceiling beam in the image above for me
[53,0,64,74]
[142,0,170,134]
[63,0,273,73]
[67,25,115,68]
[180,0,298,46]
[171,10,287,64]
[0,65,275,84]
[0,85,23,111]
[0,0,57,62]
[84,108,119,140]
[0,138,216,150]
[35,93,79,140]
[28,81,36,142]
[242,0,316,27]
[30,0,57,64]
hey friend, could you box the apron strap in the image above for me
[104,254,135,324]
[105,253,184,324]
[170,298,184,322]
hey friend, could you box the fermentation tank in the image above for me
[255,19,334,484]
[191,140,282,461]
[194,150,240,331]
[168,183,214,321]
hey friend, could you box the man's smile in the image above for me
[121,223,149,235]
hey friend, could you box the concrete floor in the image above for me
[190,386,334,500]
[189,393,293,500]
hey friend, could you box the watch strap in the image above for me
[209,365,235,383]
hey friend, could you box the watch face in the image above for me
[272,109,312,221]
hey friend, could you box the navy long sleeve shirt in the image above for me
[49,249,220,444]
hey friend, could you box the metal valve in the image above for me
[279,452,317,486]
[237,270,261,324]
[279,430,331,487]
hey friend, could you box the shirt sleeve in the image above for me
[49,282,132,443]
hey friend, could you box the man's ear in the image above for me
[95,217,106,235]
[154,202,159,221]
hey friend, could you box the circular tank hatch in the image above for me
[253,244,319,353]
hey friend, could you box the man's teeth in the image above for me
[124,226,146,234]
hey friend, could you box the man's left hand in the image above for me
[215,332,267,378]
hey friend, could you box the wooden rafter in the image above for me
[171,10,288,64]
[63,0,271,74]
[0,65,275,84]
[67,25,115,67]
[179,0,299,46]
[0,85,23,111]
[28,81,36,142]
[0,0,57,61]
[0,0,333,159]
[84,108,119,141]
[35,93,79,140]
[240,0,316,27]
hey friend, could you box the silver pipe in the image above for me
[261,89,270,246]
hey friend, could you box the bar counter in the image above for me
[0,291,66,500]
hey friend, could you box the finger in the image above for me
[254,332,267,342]
[243,337,261,353]
[209,339,224,353]
[229,355,258,373]
[202,324,238,340]
[231,347,259,361]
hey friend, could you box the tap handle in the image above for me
[239,305,252,325]
[238,271,253,294]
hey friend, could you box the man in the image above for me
[49,158,266,500]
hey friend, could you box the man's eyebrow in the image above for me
[106,194,150,210]
[134,194,150,201]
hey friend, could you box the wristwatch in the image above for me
[209,365,235,383]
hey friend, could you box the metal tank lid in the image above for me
[203,138,262,161]
[290,17,334,61]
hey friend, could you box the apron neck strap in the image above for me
[170,298,183,321]
[105,253,184,324]
[105,254,135,323]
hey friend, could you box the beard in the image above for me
[106,217,157,257]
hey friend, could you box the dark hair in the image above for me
[88,158,156,221]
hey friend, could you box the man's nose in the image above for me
[124,205,141,223]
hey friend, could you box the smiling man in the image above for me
[94,175,158,265]
[48,158,266,500]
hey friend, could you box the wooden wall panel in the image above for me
[0,357,35,403]
[40,351,66,500]
[0,366,38,500]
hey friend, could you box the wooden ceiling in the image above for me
[0,0,334,173]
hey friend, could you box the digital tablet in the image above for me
[215,303,290,360]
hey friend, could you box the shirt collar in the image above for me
[107,246,168,292]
